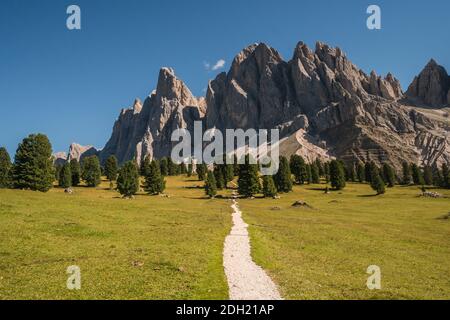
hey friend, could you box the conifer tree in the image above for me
[432,164,443,187]
[143,160,165,195]
[315,159,324,177]
[214,165,225,190]
[205,170,217,198]
[59,162,72,188]
[364,162,373,183]
[423,166,433,186]
[105,155,119,182]
[0,147,12,188]
[69,159,81,186]
[324,162,330,183]
[441,163,450,188]
[116,161,139,198]
[238,155,261,197]
[54,163,63,182]
[12,134,54,192]
[356,162,365,183]
[347,163,356,182]
[81,155,101,187]
[411,163,425,185]
[262,175,277,198]
[140,156,151,177]
[310,162,320,184]
[382,163,396,187]
[370,166,386,195]
[274,156,292,193]
[187,163,193,177]
[401,161,412,185]
[306,164,312,184]
[197,163,207,181]
[160,158,169,176]
[329,160,346,190]
[290,155,307,184]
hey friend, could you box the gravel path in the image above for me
[223,197,282,300]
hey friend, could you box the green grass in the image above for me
[0,176,231,300]
[238,183,450,300]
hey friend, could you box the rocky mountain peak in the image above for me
[156,67,197,107]
[406,59,450,107]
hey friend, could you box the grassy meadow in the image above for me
[239,183,450,299]
[0,176,449,300]
[0,177,231,299]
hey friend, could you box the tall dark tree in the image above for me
[315,159,324,177]
[214,165,225,190]
[329,160,346,190]
[0,147,12,188]
[187,162,193,177]
[423,166,433,186]
[197,163,207,181]
[347,163,356,182]
[54,163,63,182]
[310,162,320,184]
[179,163,187,174]
[160,158,169,176]
[238,155,261,197]
[441,163,450,188]
[140,156,151,177]
[81,156,102,187]
[306,164,312,184]
[69,159,81,186]
[59,162,72,188]
[262,175,277,198]
[143,160,165,195]
[411,163,425,185]
[274,156,292,193]
[324,162,330,183]
[12,134,54,192]
[105,155,119,182]
[116,161,140,198]
[205,170,217,198]
[401,161,412,185]
[290,155,307,184]
[432,164,443,187]
[370,166,386,195]
[356,162,365,183]
[382,163,396,188]
[364,162,374,183]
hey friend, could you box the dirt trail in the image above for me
[223,196,282,300]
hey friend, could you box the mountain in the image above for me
[97,41,449,169]
[99,67,205,164]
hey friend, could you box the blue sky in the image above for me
[1,0,449,156]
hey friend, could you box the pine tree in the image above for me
[105,155,119,182]
[329,160,346,190]
[187,163,193,177]
[347,163,356,182]
[238,155,261,197]
[69,159,81,186]
[262,175,277,198]
[12,134,54,192]
[441,163,450,188]
[160,158,169,176]
[356,162,365,183]
[290,155,307,184]
[143,160,165,195]
[370,166,386,195]
[432,164,443,187]
[274,156,292,193]
[423,166,433,186]
[411,164,425,185]
[214,165,225,190]
[324,162,330,183]
[306,164,312,184]
[0,147,12,188]
[197,163,207,181]
[364,162,373,183]
[205,170,217,198]
[116,161,139,198]
[222,155,235,187]
[382,163,396,187]
[310,162,320,184]
[401,161,412,185]
[59,162,72,188]
[179,163,187,174]
[140,156,151,177]
[315,159,324,177]
[81,155,101,187]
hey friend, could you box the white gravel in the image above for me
[223,198,282,300]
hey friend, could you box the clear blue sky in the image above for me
[1,0,449,156]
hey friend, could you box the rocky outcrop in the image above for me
[68,143,98,162]
[406,59,450,108]
[100,68,205,164]
[52,152,67,166]
[205,41,449,169]
[97,41,449,170]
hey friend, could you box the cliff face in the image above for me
[98,41,449,169]
[100,68,205,165]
